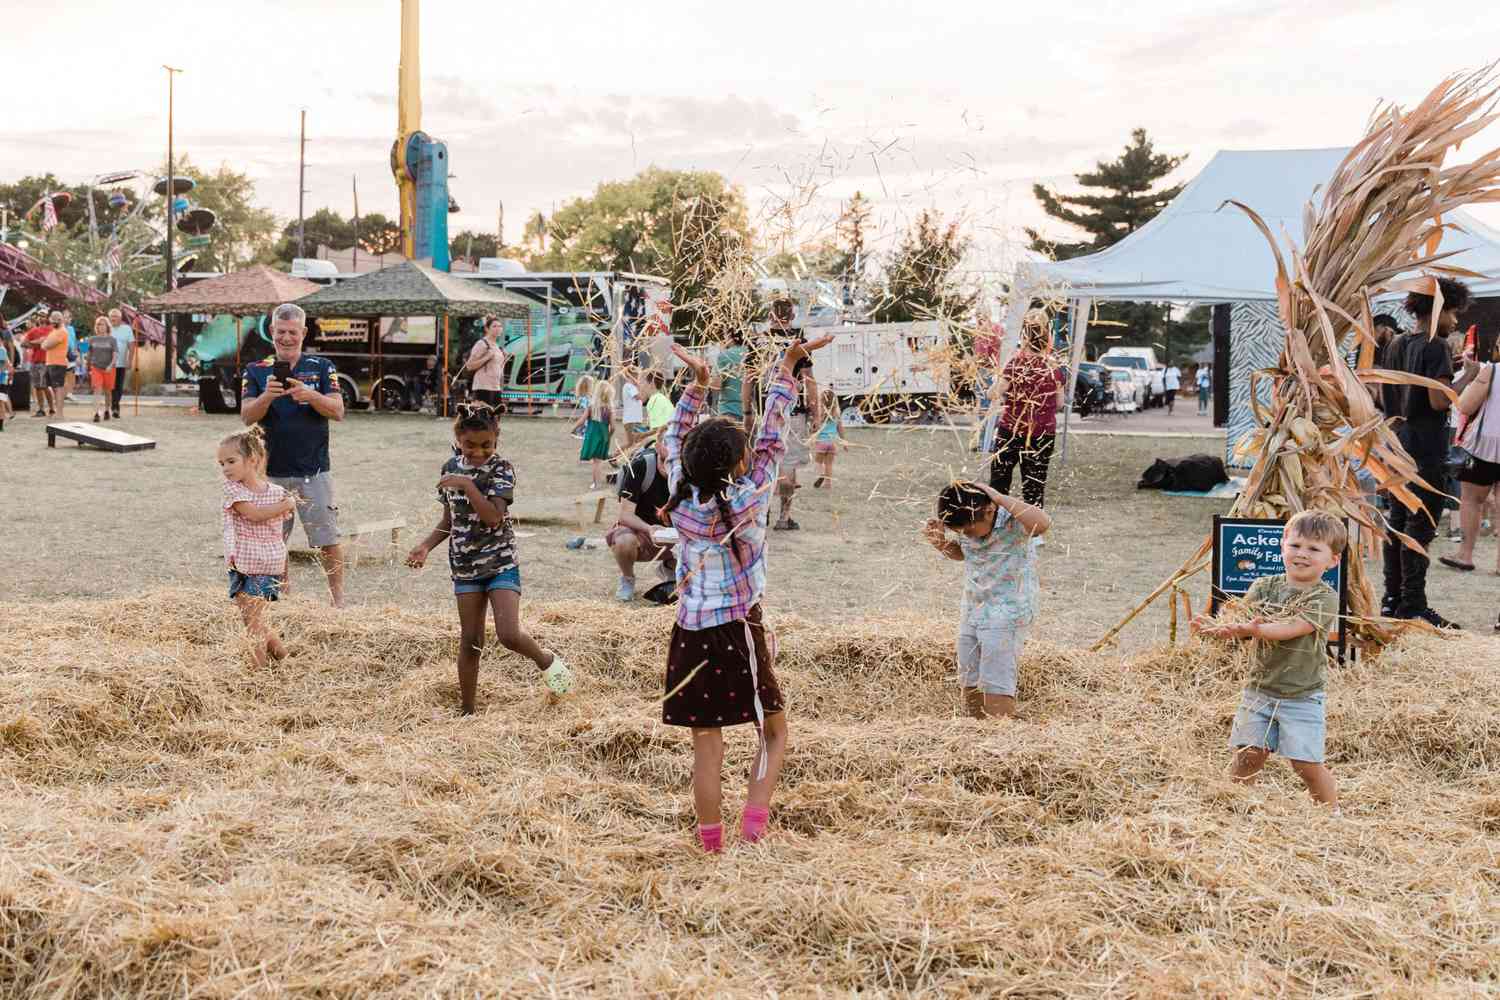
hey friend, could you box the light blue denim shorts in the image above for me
[956,623,1027,697]
[1229,689,1326,763]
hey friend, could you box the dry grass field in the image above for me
[2,408,1498,996]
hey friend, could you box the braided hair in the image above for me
[452,400,499,437]
[659,417,751,563]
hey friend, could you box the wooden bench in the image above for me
[292,517,407,565]
[574,491,612,531]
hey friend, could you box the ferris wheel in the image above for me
[84,169,218,288]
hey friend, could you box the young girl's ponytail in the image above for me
[220,425,268,466]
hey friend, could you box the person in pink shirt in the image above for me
[989,311,1064,508]
[464,315,508,410]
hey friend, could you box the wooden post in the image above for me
[442,312,449,418]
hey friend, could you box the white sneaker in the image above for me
[542,655,574,695]
[615,576,636,601]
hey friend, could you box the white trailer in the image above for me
[810,321,949,403]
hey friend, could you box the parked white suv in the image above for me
[1098,352,1165,407]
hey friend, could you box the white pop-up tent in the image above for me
[1005,146,1500,463]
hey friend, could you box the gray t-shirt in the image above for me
[87,334,116,369]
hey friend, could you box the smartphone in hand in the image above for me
[272,361,293,385]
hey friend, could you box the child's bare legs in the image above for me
[1289,759,1338,806]
[691,727,725,825]
[1229,745,1269,784]
[454,592,490,714]
[590,458,604,490]
[489,589,554,669]
[745,711,788,810]
[234,593,278,668]
[962,686,983,718]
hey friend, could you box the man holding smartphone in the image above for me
[241,302,348,607]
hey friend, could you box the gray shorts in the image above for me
[956,622,1026,696]
[270,472,341,548]
[782,413,811,470]
[1230,689,1326,763]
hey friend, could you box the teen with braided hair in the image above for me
[660,334,833,853]
[406,403,573,715]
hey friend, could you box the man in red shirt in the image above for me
[22,315,55,417]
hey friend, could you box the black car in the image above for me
[1074,363,1111,416]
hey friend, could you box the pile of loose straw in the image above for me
[2,591,1498,996]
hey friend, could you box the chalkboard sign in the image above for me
[1210,515,1350,661]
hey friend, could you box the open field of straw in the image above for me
[3,409,1499,995]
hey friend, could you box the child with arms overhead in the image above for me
[924,481,1051,719]
[1192,509,1345,808]
[660,334,833,853]
[406,404,572,715]
[218,427,296,668]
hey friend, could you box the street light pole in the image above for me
[164,64,182,385]
[297,109,307,259]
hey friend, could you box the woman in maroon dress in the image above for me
[989,311,1063,508]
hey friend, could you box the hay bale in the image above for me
[1,591,1498,995]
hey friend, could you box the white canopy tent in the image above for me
[1004,145,1500,342]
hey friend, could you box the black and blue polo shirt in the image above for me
[242,354,339,478]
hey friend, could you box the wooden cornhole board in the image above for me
[291,517,407,566]
[46,421,157,453]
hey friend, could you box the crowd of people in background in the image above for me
[0,306,137,422]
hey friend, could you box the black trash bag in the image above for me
[1138,454,1229,492]
[641,580,678,605]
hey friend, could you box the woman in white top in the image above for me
[465,316,508,410]
[1441,351,1500,582]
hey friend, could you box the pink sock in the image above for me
[697,823,723,854]
[741,805,770,843]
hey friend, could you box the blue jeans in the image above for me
[453,565,521,595]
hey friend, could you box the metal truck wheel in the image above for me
[372,376,407,412]
[336,374,360,411]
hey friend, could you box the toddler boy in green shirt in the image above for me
[1193,510,1345,808]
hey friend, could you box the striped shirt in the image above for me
[666,370,796,630]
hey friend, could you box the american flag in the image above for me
[104,241,123,273]
[40,195,58,232]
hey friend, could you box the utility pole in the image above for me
[497,200,504,249]
[164,64,182,384]
[297,109,307,259]
[352,175,360,273]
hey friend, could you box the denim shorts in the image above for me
[956,622,1027,696]
[453,565,521,595]
[228,570,282,601]
[1229,689,1326,763]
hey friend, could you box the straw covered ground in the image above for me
[2,589,1498,997]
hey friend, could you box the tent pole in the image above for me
[442,312,449,418]
[1056,297,1090,472]
[132,317,140,416]
[234,316,242,403]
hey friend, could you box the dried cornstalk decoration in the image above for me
[1097,66,1500,651]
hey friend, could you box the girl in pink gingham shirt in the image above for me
[658,335,832,854]
[218,427,296,668]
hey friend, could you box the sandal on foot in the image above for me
[1439,556,1475,572]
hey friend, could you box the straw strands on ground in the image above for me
[2,590,1498,996]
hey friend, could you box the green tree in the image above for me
[873,209,977,324]
[146,157,280,271]
[449,229,500,265]
[356,212,402,255]
[0,174,104,237]
[1027,128,1186,260]
[273,208,355,263]
[17,223,166,331]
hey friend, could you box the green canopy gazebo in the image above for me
[296,260,532,415]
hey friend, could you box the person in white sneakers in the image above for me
[606,433,676,600]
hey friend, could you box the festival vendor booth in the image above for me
[142,264,322,414]
[295,259,532,416]
[1003,147,1500,467]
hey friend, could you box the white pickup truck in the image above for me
[1097,349,1166,408]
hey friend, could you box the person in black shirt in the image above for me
[606,434,676,600]
[1381,279,1472,628]
[1373,314,1406,416]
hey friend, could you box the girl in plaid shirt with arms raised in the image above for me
[660,334,832,853]
[218,427,297,668]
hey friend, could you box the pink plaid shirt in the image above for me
[222,479,290,576]
[666,369,795,630]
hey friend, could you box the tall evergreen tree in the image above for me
[1027,129,1185,261]
[873,209,976,324]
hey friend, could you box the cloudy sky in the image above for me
[5,0,1499,277]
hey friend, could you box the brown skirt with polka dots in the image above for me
[662,603,784,728]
